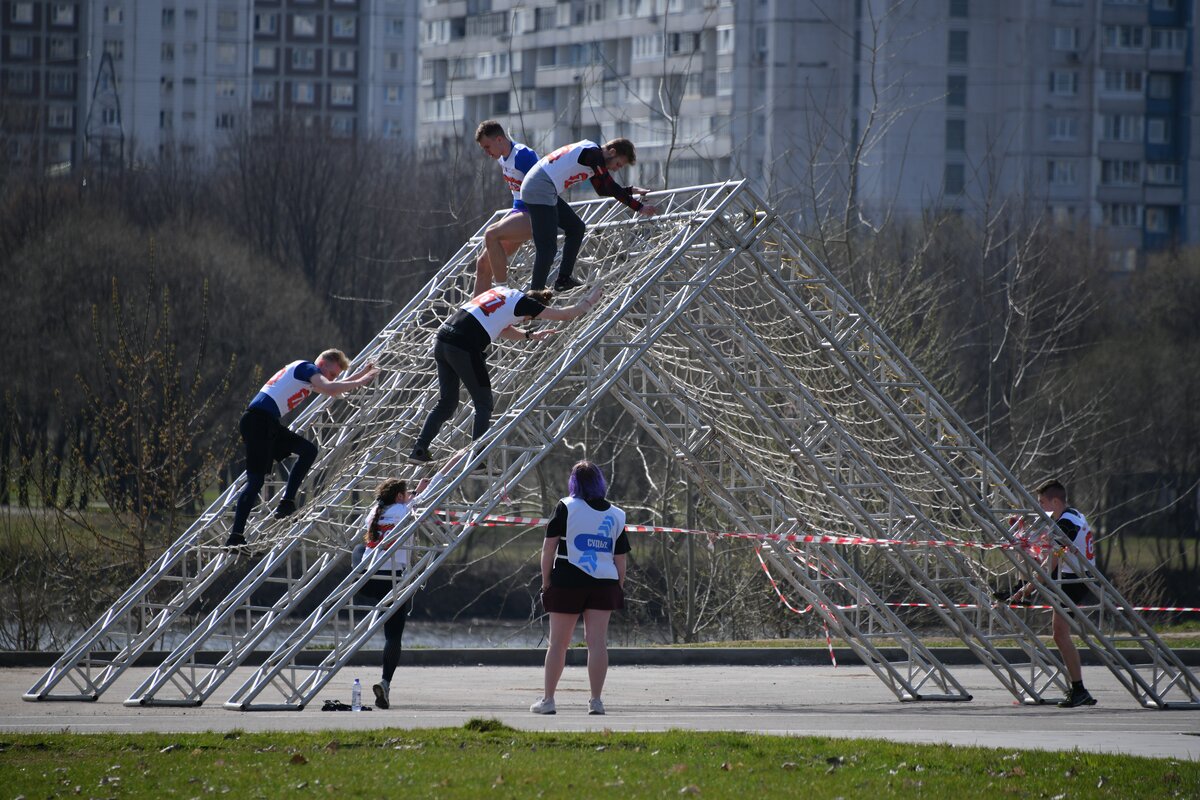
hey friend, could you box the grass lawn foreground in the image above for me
[1,721,1196,799]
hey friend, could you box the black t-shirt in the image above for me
[545,498,631,587]
[438,296,546,350]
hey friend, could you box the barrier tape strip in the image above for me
[440,511,1200,615]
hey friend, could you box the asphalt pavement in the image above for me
[3,662,1198,760]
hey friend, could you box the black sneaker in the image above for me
[407,447,433,465]
[224,532,246,548]
[1057,688,1097,708]
[274,498,298,519]
[553,275,583,292]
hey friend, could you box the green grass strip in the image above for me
[1,723,1196,799]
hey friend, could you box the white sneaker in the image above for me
[529,696,556,715]
[588,697,605,715]
[372,682,390,710]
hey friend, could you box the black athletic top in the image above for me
[577,147,644,211]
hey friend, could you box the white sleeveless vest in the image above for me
[364,501,412,572]
[255,360,317,416]
[538,140,601,194]
[462,286,529,342]
[1058,508,1094,574]
[560,496,625,580]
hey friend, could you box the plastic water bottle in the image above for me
[351,678,362,712]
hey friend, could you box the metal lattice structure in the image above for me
[25,181,1200,711]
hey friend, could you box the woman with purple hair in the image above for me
[530,460,630,716]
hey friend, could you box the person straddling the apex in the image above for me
[1008,479,1098,708]
[518,137,658,292]
[531,460,629,716]
[352,476,428,710]
[407,283,603,465]
[225,350,378,547]
[473,120,539,294]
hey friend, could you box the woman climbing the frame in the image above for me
[407,282,603,466]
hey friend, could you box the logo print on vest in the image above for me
[573,514,616,574]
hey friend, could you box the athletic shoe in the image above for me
[372,682,390,710]
[529,696,556,715]
[587,698,605,715]
[223,532,246,548]
[274,498,297,519]
[553,275,583,292]
[407,447,433,465]
[1057,688,1097,708]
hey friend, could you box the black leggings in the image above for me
[415,338,493,449]
[232,409,318,534]
[359,577,412,683]
[528,197,586,290]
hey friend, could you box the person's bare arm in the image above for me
[309,363,379,398]
[537,283,604,322]
[615,552,627,590]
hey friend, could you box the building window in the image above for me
[293,82,315,104]
[51,4,75,25]
[330,84,354,106]
[161,42,175,61]
[254,46,276,68]
[332,50,356,71]
[717,25,734,54]
[385,85,402,105]
[217,10,237,31]
[387,17,404,36]
[1102,203,1140,228]
[10,35,34,58]
[159,110,172,129]
[332,16,356,38]
[291,48,316,70]
[382,119,402,139]
[1102,70,1143,94]
[1150,28,1187,53]
[1052,26,1078,51]
[1148,73,1173,99]
[947,30,968,64]
[1145,207,1172,233]
[161,76,174,93]
[216,80,236,98]
[633,34,663,61]
[1102,25,1145,51]
[1050,70,1078,96]
[182,42,196,56]
[1048,115,1078,141]
[162,8,174,27]
[254,13,278,34]
[252,80,275,102]
[1101,113,1142,142]
[330,116,355,137]
[49,38,74,60]
[11,2,34,23]
[293,15,317,37]
[1147,117,1171,144]
[944,164,965,195]
[1100,159,1140,186]
[217,44,237,65]
[717,68,733,96]
[945,119,966,151]
[48,72,74,94]
[386,51,403,71]
[104,39,124,61]
[6,69,33,93]
[216,112,236,130]
[1047,159,1077,186]
[48,106,75,128]
[949,0,968,17]
[946,75,967,107]
[105,5,123,25]
[1145,163,1180,185]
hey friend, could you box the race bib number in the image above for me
[475,289,508,316]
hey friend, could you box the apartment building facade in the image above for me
[416,0,1197,256]
[1,0,420,169]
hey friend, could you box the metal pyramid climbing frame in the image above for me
[24,181,1200,711]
